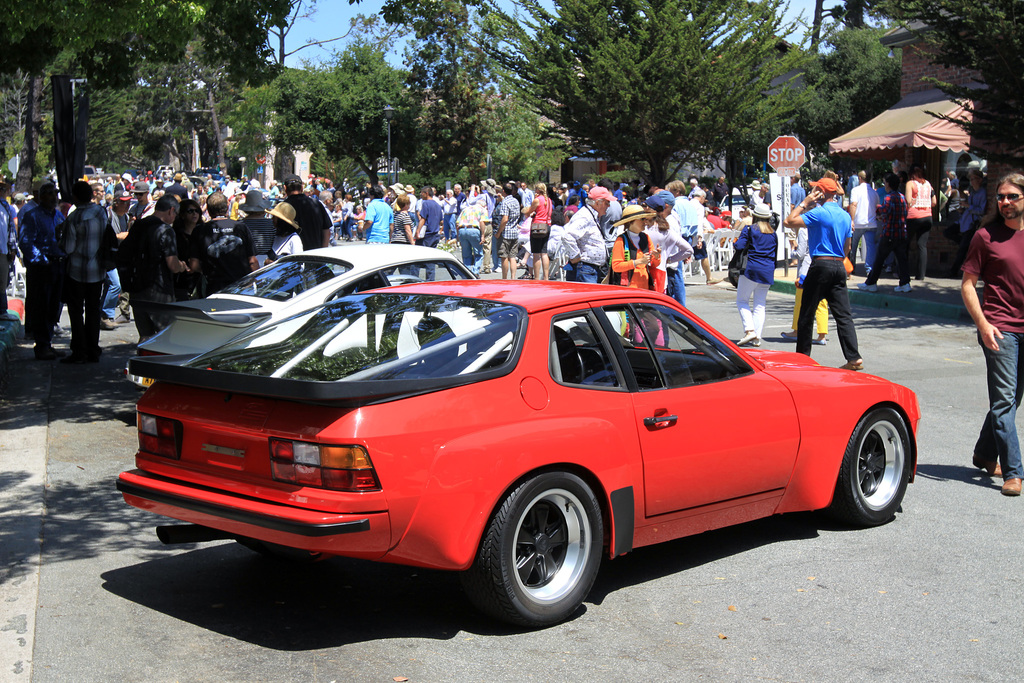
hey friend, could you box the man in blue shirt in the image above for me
[363,185,394,244]
[783,175,863,370]
[18,182,66,359]
[790,172,806,207]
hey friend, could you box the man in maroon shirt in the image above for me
[962,172,1024,496]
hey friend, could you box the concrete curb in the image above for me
[769,280,970,322]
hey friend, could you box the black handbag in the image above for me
[727,227,750,287]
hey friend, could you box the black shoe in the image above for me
[86,353,101,363]
[34,346,64,360]
[60,354,87,364]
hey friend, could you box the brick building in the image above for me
[829,22,1000,276]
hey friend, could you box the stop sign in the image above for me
[767,136,805,176]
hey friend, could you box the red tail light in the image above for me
[269,439,380,492]
[138,412,182,459]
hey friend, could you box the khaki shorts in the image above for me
[497,237,519,259]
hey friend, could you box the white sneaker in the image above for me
[738,331,758,346]
[856,283,878,292]
[893,283,912,293]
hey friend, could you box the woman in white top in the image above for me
[442,189,458,241]
[266,202,304,263]
[645,211,693,294]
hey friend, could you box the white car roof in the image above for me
[295,244,461,275]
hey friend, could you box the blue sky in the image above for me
[285,0,821,68]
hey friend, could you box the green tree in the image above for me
[484,0,809,187]
[484,93,569,182]
[271,43,414,185]
[404,1,495,178]
[878,0,1024,164]
[795,27,902,157]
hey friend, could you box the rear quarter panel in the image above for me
[341,309,642,570]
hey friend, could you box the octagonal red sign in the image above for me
[767,136,805,175]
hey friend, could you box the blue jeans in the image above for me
[492,228,502,271]
[666,266,686,307]
[567,261,599,283]
[417,233,441,280]
[850,228,877,275]
[444,214,455,240]
[975,330,1024,480]
[458,228,482,274]
[101,268,121,319]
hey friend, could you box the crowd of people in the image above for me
[7,162,1024,501]
[0,163,995,372]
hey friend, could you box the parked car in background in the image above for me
[118,280,920,627]
[126,244,476,387]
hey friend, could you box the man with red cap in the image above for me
[562,185,613,283]
[783,175,864,370]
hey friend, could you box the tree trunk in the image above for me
[811,0,825,50]
[208,87,227,173]
[15,75,44,194]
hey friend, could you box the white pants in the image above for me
[736,274,770,338]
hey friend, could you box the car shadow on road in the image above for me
[587,511,827,605]
[100,542,486,647]
[98,510,857,646]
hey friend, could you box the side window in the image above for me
[601,307,664,390]
[550,315,621,388]
[602,303,750,389]
[328,272,390,300]
[381,261,460,284]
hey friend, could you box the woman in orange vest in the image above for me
[610,204,661,288]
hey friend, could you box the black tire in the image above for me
[829,407,911,526]
[235,537,323,563]
[460,472,603,627]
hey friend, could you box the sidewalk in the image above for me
[768,267,972,323]
[482,263,973,323]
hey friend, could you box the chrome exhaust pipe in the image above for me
[156,524,235,545]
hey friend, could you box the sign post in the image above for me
[767,136,806,276]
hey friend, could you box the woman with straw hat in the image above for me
[610,204,661,289]
[266,202,303,263]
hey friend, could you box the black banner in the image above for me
[51,75,88,204]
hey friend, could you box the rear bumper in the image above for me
[117,469,391,558]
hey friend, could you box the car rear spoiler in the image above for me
[129,300,273,327]
[127,353,502,406]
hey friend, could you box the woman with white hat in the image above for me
[734,204,778,346]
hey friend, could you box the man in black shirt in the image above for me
[188,192,258,293]
[283,174,330,251]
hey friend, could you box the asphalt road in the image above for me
[2,281,1022,683]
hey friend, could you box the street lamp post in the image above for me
[383,105,394,186]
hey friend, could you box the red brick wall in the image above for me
[901,45,981,97]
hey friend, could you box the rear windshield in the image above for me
[185,293,523,381]
[219,258,351,302]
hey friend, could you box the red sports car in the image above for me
[118,280,919,627]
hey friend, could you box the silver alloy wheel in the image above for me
[511,488,591,604]
[856,417,906,510]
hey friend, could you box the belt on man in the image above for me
[812,256,844,261]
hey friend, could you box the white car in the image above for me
[129,244,475,387]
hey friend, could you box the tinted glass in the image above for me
[550,315,621,387]
[186,293,523,381]
[379,261,472,285]
[602,303,750,389]
[219,258,351,302]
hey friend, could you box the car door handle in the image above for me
[643,414,678,428]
